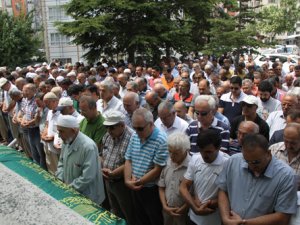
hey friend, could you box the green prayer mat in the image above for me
[0,146,127,225]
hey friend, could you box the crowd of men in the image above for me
[0,54,300,225]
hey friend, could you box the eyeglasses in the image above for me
[245,159,261,165]
[230,87,240,91]
[195,110,210,117]
[133,123,149,132]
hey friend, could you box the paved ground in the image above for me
[0,163,94,225]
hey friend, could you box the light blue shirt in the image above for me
[216,153,297,219]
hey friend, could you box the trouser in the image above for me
[2,113,13,142]
[8,116,18,140]
[131,185,163,225]
[19,128,32,159]
[26,127,47,170]
[0,113,8,142]
[162,210,188,225]
[44,144,59,174]
[105,179,136,225]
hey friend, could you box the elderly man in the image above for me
[230,95,269,140]
[186,95,230,154]
[174,101,194,124]
[79,95,106,150]
[145,91,162,121]
[155,101,189,136]
[216,134,297,225]
[41,92,60,173]
[180,129,229,225]
[57,97,84,123]
[229,121,259,155]
[270,123,300,175]
[98,79,125,117]
[124,108,168,225]
[101,111,135,225]
[267,93,298,139]
[56,115,105,205]
[19,84,47,169]
[117,73,128,99]
[123,92,140,128]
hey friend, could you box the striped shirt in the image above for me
[21,96,38,128]
[125,127,168,187]
[186,117,230,154]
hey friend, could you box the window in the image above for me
[48,6,69,21]
[52,58,72,64]
[50,33,71,45]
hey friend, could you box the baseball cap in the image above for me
[0,78,8,88]
[242,95,258,106]
[103,111,125,126]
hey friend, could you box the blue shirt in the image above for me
[125,127,168,187]
[216,153,297,219]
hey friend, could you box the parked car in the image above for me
[254,54,300,68]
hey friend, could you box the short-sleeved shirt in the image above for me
[219,91,247,125]
[154,116,189,136]
[186,117,230,154]
[79,113,106,147]
[172,93,194,109]
[21,96,38,128]
[102,126,133,172]
[216,153,297,219]
[257,97,282,120]
[270,142,300,176]
[157,154,191,207]
[97,96,126,118]
[266,110,286,139]
[185,152,229,225]
[125,127,168,187]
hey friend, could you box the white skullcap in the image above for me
[57,115,79,128]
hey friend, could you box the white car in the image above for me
[254,54,300,68]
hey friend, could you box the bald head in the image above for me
[123,92,140,115]
[238,121,259,144]
[153,83,167,98]
[284,123,300,154]
[174,101,187,119]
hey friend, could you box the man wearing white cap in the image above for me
[56,114,105,205]
[230,95,269,141]
[57,97,84,124]
[101,111,135,225]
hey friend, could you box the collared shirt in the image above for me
[97,96,126,118]
[46,110,60,154]
[270,142,300,175]
[216,153,297,219]
[79,113,106,146]
[21,96,38,128]
[266,110,286,139]
[154,116,189,136]
[56,132,105,204]
[185,152,229,225]
[102,127,133,172]
[4,83,17,116]
[186,117,230,154]
[125,127,168,187]
[161,76,174,91]
[219,91,248,125]
[157,154,191,207]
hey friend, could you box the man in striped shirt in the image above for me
[124,108,168,225]
[186,95,230,154]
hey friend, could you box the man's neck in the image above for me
[245,114,256,122]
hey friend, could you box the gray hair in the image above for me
[101,79,114,91]
[285,123,300,136]
[167,132,190,152]
[287,87,300,99]
[158,101,174,113]
[126,81,139,91]
[242,79,253,86]
[132,108,153,123]
[79,95,96,109]
[124,92,140,104]
[9,89,22,98]
[195,95,216,110]
[239,121,259,134]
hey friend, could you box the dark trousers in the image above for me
[26,127,47,170]
[131,185,163,225]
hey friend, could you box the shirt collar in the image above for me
[241,155,275,178]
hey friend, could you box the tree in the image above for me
[204,0,264,67]
[257,0,300,39]
[0,11,42,69]
[56,0,219,64]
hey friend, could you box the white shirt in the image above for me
[97,96,126,118]
[46,110,60,154]
[266,110,286,139]
[154,116,189,136]
[257,97,282,120]
[184,152,229,225]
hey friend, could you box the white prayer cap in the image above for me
[57,115,79,128]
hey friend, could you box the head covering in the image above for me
[58,97,73,107]
[56,76,64,83]
[103,111,125,126]
[67,71,76,77]
[57,114,79,128]
[242,95,258,106]
[0,78,8,88]
[124,68,131,74]
[44,92,58,100]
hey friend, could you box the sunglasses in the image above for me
[245,159,261,165]
[195,110,210,117]
[133,123,149,132]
